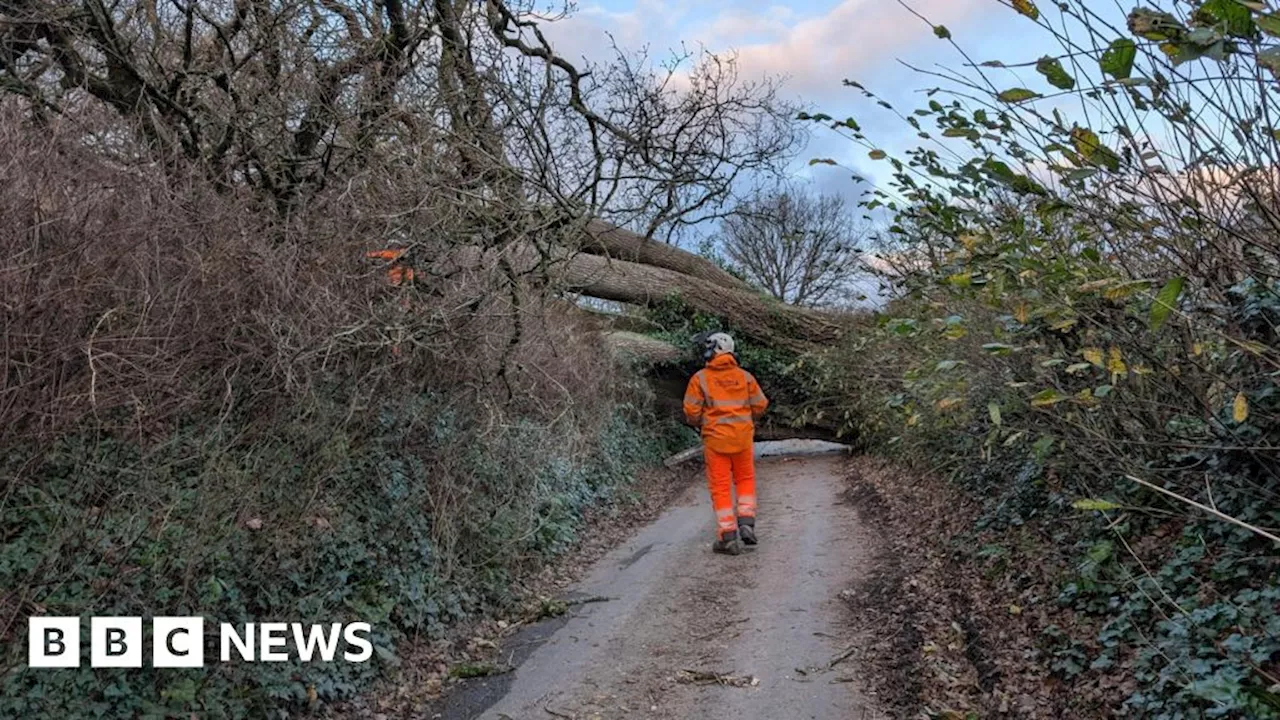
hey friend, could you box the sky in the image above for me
[537,0,1055,208]
[531,0,1146,308]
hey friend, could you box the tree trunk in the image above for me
[438,242,846,350]
[560,250,843,349]
[578,219,752,293]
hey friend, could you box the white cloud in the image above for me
[728,0,987,96]
[696,5,796,47]
[544,0,990,91]
[539,0,691,63]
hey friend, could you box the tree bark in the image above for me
[560,251,843,349]
[439,242,846,350]
[578,219,753,293]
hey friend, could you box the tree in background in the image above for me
[718,190,867,307]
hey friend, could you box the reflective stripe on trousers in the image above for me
[704,446,757,540]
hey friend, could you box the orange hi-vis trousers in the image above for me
[705,446,756,540]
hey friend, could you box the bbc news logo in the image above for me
[29,617,373,668]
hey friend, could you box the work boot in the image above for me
[738,517,757,546]
[712,531,741,556]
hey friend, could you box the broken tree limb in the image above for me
[827,645,859,669]
[1124,474,1280,545]
[576,307,667,334]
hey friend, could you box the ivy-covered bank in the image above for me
[1,394,689,719]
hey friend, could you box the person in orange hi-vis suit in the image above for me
[683,332,768,556]
[367,249,414,356]
[366,249,415,286]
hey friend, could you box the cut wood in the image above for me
[663,445,703,467]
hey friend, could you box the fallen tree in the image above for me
[561,251,844,349]
[434,242,847,350]
[578,219,752,293]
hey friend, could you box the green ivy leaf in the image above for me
[1149,276,1185,331]
[988,402,1002,426]
[1086,540,1114,564]
[1036,56,1076,90]
[1100,38,1137,79]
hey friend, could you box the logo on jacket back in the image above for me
[712,373,748,393]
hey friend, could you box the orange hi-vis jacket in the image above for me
[683,353,769,455]
[367,249,414,285]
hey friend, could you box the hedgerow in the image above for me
[806,1,1280,716]
[0,113,681,718]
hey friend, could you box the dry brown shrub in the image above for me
[0,107,616,471]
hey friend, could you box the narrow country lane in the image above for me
[435,454,880,720]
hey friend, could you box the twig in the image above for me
[563,595,614,607]
[828,644,859,669]
[544,704,575,719]
[677,669,758,687]
[1125,474,1280,545]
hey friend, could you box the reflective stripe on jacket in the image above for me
[683,353,768,455]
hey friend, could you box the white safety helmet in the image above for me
[705,332,735,357]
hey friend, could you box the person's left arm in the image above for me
[746,372,769,420]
